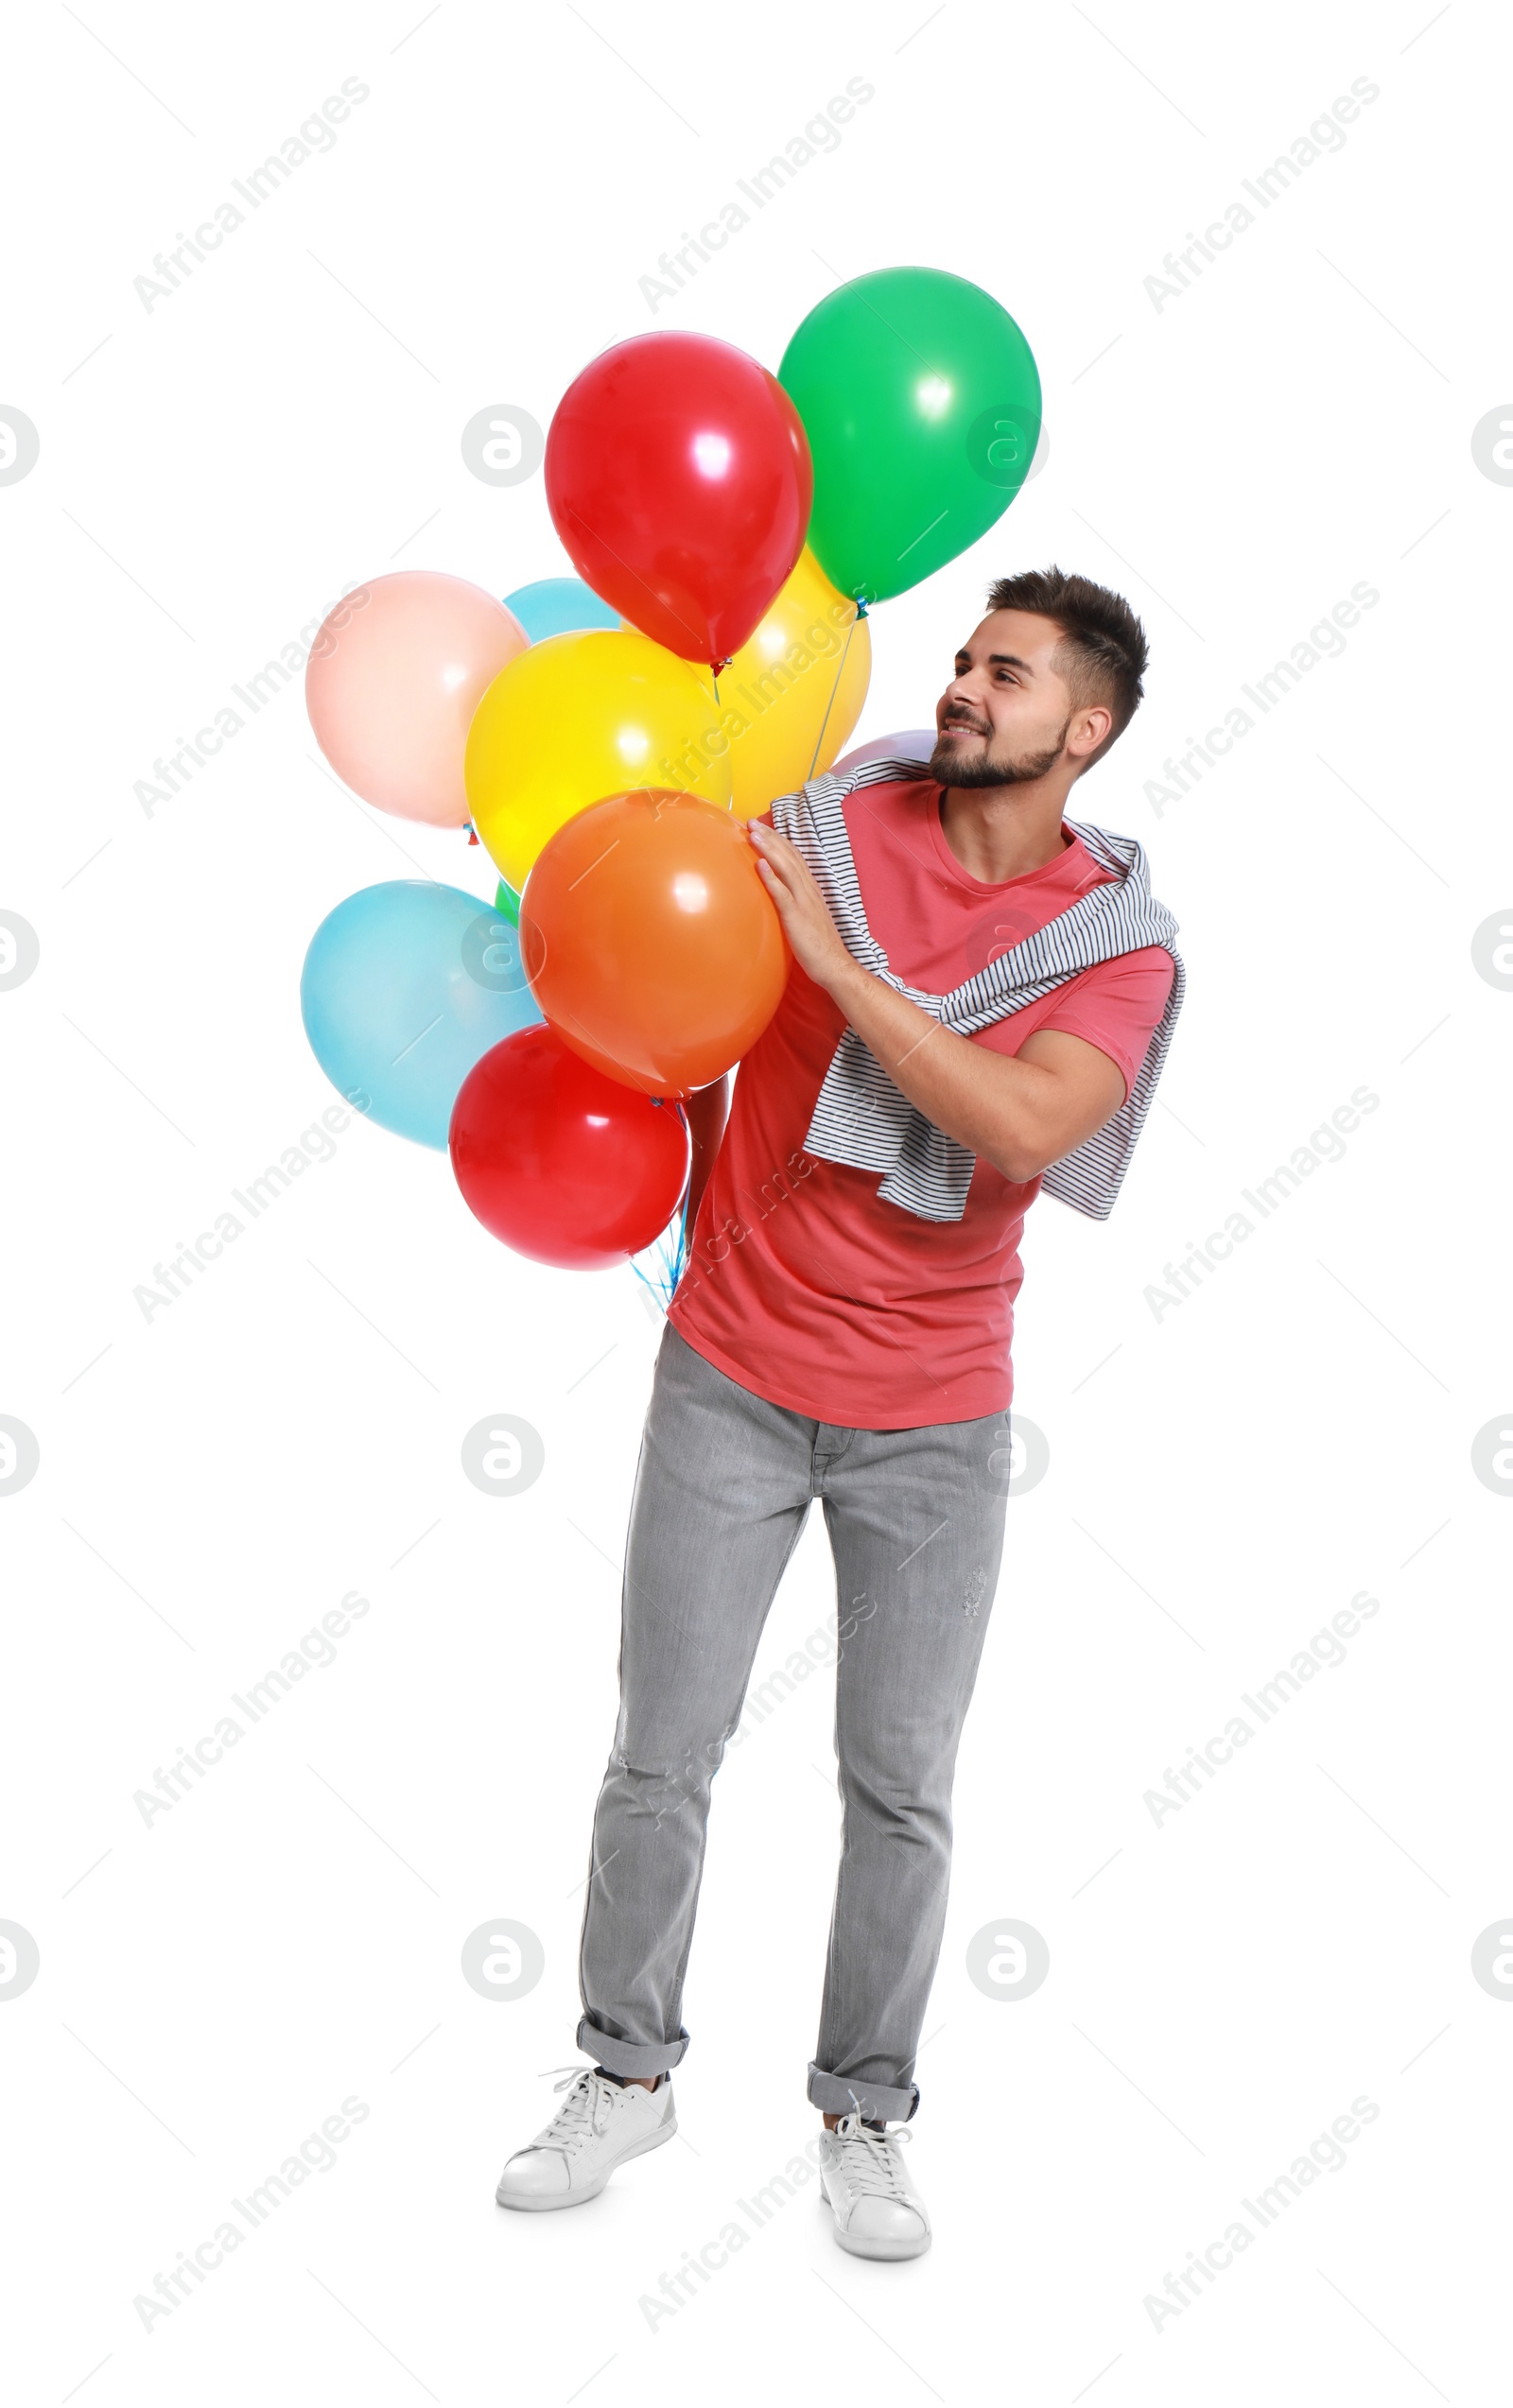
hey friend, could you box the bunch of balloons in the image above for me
[299,267,1041,1275]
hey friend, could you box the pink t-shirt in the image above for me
[666,778,1175,1428]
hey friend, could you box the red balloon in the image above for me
[545,331,813,670]
[449,1025,689,1270]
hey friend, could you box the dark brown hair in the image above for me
[984,565,1149,769]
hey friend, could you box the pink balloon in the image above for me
[305,571,528,826]
[831,727,939,776]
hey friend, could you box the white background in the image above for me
[3,3,1509,2401]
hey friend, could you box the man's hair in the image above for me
[984,565,1148,770]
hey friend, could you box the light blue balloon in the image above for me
[504,576,621,643]
[301,881,542,1149]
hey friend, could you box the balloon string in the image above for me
[806,601,863,783]
[669,1096,694,1292]
[630,1182,690,1309]
[632,1098,693,1308]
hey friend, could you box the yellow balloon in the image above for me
[464,628,733,891]
[704,548,872,819]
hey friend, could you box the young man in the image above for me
[496,567,1182,2260]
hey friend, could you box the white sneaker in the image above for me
[817,2113,931,2260]
[495,2064,676,2211]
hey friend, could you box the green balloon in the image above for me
[494,877,520,927]
[779,268,1041,605]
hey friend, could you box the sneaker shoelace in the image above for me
[831,2111,914,2201]
[531,2064,623,2157]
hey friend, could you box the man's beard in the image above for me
[930,711,1071,788]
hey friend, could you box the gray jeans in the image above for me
[575,1321,1011,2123]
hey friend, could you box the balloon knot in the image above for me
[855,597,870,620]
[463,820,480,845]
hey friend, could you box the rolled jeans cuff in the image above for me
[576,2017,690,2080]
[807,2061,920,2124]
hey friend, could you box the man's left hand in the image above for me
[745,821,853,995]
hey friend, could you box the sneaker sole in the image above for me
[495,2112,677,2212]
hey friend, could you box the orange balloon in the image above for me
[520,790,788,1098]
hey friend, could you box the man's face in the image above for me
[930,610,1083,788]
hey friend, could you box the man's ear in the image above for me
[1068,703,1112,760]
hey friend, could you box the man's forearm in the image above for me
[824,955,1060,1183]
[742,817,1126,1185]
